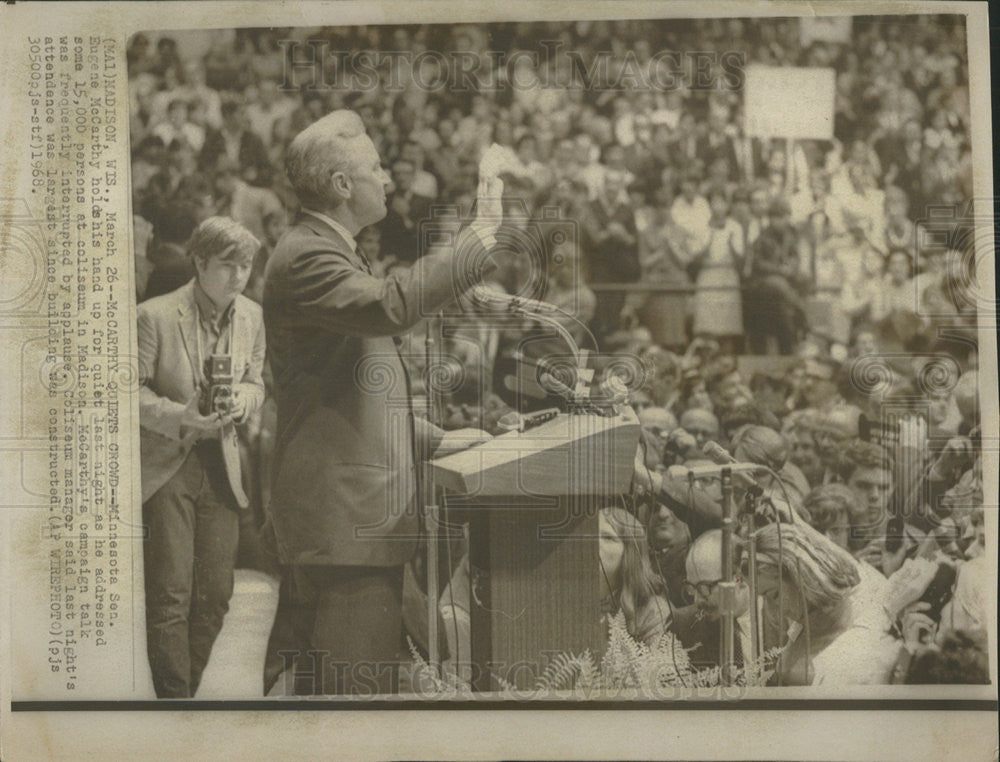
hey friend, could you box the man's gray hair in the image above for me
[285,109,367,209]
[188,216,260,264]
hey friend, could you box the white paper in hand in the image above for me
[479,142,521,179]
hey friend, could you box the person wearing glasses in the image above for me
[680,529,754,670]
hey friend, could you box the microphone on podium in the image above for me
[469,284,560,315]
[539,371,576,400]
[701,441,765,497]
[702,440,736,465]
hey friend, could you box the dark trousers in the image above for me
[264,564,404,696]
[744,277,803,355]
[591,290,627,341]
[143,442,239,698]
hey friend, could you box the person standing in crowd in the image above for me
[670,169,712,259]
[680,529,753,669]
[246,77,298,149]
[743,198,806,355]
[399,139,440,199]
[690,188,744,354]
[783,410,824,488]
[138,217,266,698]
[802,482,861,552]
[379,158,434,264]
[212,156,284,242]
[813,408,860,482]
[261,109,503,696]
[141,203,203,302]
[837,440,903,566]
[582,167,639,339]
[800,211,851,350]
[870,250,921,348]
[677,407,720,455]
[634,182,690,351]
[200,101,271,186]
[153,98,206,153]
[796,355,846,414]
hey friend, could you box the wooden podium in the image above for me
[428,406,640,690]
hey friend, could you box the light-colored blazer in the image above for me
[137,280,266,505]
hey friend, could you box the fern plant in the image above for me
[407,613,784,699]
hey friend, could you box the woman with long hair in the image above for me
[751,521,899,685]
[598,507,673,648]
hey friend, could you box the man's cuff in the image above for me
[455,224,498,287]
[469,222,497,252]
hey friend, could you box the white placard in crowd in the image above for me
[743,65,836,140]
[800,17,853,45]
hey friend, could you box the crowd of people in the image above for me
[129,18,976,356]
[610,345,986,685]
[129,18,988,690]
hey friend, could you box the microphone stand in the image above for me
[477,301,586,405]
[719,471,770,687]
[684,461,764,686]
[424,315,441,672]
[744,490,761,683]
[718,467,737,687]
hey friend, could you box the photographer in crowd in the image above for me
[137,217,266,698]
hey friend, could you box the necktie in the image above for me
[356,246,374,275]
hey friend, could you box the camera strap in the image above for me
[193,304,235,390]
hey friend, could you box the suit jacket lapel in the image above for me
[232,306,248,379]
[297,212,371,274]
[176,282,201,387]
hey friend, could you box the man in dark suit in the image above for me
[581,168,639,339]
[138,216,266,697]
[378,158,434,264]
[696,113,742,181]
[744,198,807,354]
[262,109,501,695]
[200,101,272,186]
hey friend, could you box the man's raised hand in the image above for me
[472,174,504,241]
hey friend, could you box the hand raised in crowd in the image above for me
[882,536,911,577]
[606,221,632,243]
[899,601,938,654]
[914,524,956,562]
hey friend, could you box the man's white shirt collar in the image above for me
[303,208,358,252]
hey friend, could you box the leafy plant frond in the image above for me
[407,620,786,698]
[534,651,594,692]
